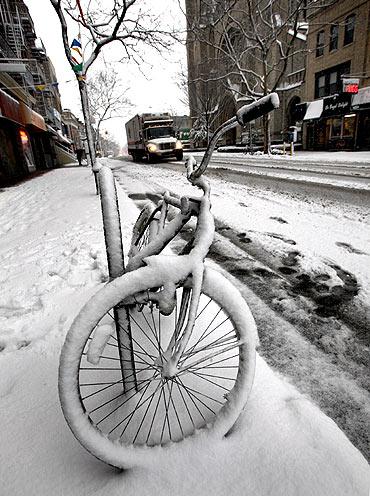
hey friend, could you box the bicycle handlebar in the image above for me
[236,93,280,126]
[188,92,279,181]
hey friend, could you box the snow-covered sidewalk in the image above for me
[0,168,368,495]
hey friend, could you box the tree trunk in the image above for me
[78,78,96,169]
[262,112,271,154]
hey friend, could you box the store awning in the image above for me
[56,129,72,145]
[352,86,370,109]
[303,99,323,120]
[19,102,47,132]
[0,88,22,124]
[47,125,72,145]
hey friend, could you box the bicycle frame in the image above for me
[119,93,280,389]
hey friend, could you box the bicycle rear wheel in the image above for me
[59,266,256,468]
[129,203,160,257]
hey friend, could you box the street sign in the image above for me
[342,78,359,94]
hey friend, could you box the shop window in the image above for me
[342,114,356,136]
[344,14,355,45]
[330,118,342,138]
[329,24,339,51]
[316,30,325,57]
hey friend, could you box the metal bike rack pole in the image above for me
[99,166,137,393]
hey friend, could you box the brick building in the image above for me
[62,108,85,151]
[301,0,370,150]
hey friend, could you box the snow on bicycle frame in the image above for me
[96,93,281,389]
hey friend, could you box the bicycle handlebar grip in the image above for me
[236,93,279,126]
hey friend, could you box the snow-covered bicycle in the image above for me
[58,93,279,469]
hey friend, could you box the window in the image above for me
[329,71,337,94]
[329,24,339,51]
[317,75,326,97]
[314,61,351,98]
[331,118,342,138]
[342,115,356,136]
[316,30,325,57]
[344,14,355,45]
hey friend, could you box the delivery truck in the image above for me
[125,112,183,162]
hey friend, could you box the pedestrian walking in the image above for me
[76,148,84,166]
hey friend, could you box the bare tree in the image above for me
[98,131,120,157]
[189,78,227,146]
[177,64,226,146]
[88,67,131,151]
[187,0,333,152]
[49,0,176,167]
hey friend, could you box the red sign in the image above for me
[342,78,359,94]
[344,83,359,94]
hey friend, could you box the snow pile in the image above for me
[0,166,368,495]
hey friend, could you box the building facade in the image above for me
[62,109,85,151]
[302,0,370,150]
[185,0,370,151]
[0,0,69,184]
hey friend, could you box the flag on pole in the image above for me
[70,38,83,73]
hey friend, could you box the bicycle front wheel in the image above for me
[59,266,256,468]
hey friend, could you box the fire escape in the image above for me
[0,0,61,128]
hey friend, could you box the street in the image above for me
[171,151,370,192]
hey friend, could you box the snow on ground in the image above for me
[111,157,370,458]
[189,150,370,190]
[0,166,369,495]
[212,149,370,164]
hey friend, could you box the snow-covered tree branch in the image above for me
[87,68,131,149]
[49,0,179,168]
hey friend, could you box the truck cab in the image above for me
[126,113,183,162]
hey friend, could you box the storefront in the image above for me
[0,88,52,185]
[322,93,354,150]
[303,99,325,150]
[303,88,370,151]
[0,89,29,184]
[19,102,50,171]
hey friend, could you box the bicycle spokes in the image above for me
[78,288,241,446]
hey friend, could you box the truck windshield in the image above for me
[145,127,174,139]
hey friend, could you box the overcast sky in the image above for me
[25,0,188,148]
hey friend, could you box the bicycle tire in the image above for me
[129,202,164,259]
[98,166,125,278]
[59,266,257,468]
